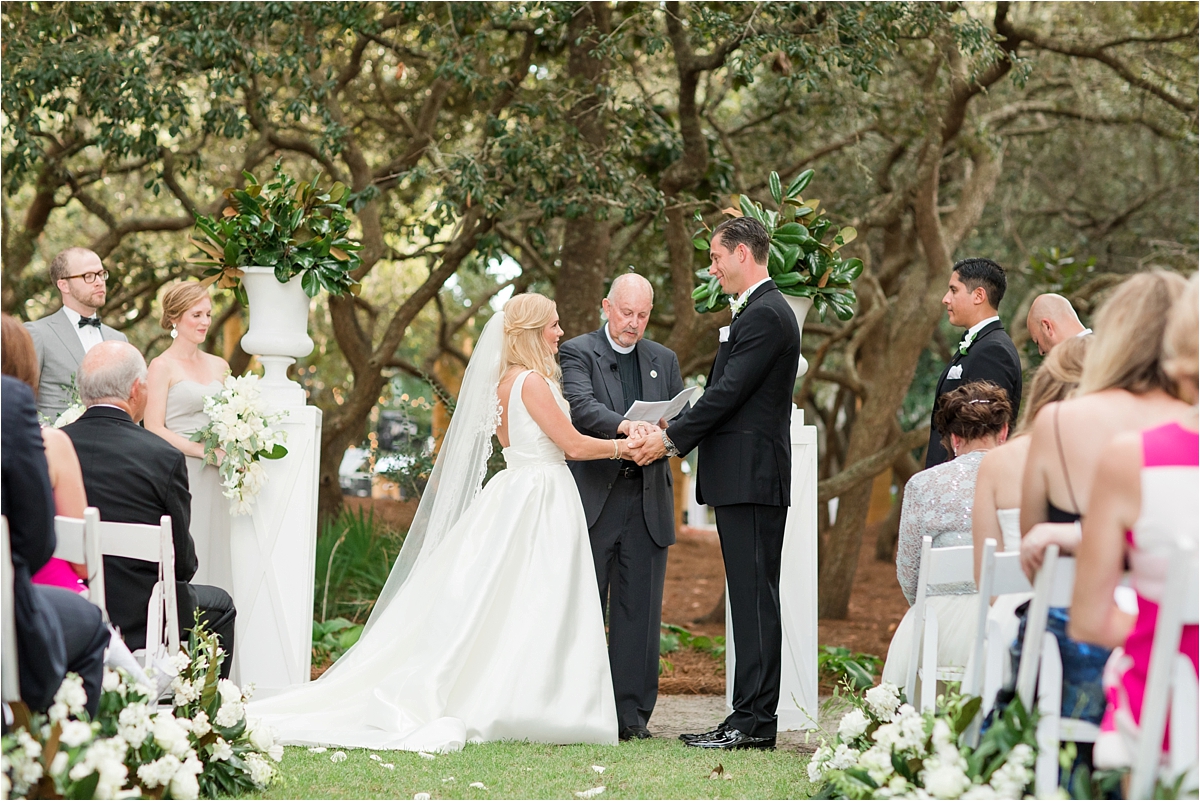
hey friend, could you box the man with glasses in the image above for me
[25,247,127,420]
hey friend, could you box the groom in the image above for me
[631,217,800,750]
[560,273,684,741]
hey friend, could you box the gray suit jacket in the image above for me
[560,328,684,548]
[25,307,127,420]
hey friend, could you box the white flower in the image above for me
[859,745,896,784]
[59,720,94,748]
[807,744,832,782]
[247,718,278,754]
[117,703,151,747]
[169,756,203,800]
[170,651,192,674]
[987,750,1033,799]
[209,737,233,761]
[54,673,89,717]
[137,755,181,789]
[838,708,871,740]
[244,752,276,788]
[54,404,85,428]
[152,714,192,757]
[828,743,860,770]
[216,678,242,704]
[962,785,999,799]
[102,669,122,693]
[415,794,431,800]
[922,758,971,799]
[214,700,245,728]
[190,710,211,738]
[930,718,956,754]
[50,751,69,777]
[330,750,347,763]
[47,702,69,723]
[866,682,902,719]
[17,729,42,759]
[71,737,130,800]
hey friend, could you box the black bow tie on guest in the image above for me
[77,316,101,329]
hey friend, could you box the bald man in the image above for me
[1026,294,1091,356]
[559,273,684,741]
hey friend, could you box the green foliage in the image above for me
[660,623,726,658]
[691,169,862,321]
[312,617,365,666]
[190,162,363,298]
[314,509,404,624]
[817,646,882,691]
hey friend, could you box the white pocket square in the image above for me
[947,364,964,380]
[719,325,730,343]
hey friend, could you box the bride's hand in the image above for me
[211,447,226,467]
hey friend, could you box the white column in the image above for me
[228,394,321,694]
[725,405,819,731]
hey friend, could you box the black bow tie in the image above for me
[77,316,101,329]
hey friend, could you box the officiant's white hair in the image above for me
[78,341,147,405]
[501,293,561,386]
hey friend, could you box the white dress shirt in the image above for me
[732,276,773,317]
[961,315,1000,345]
[62,306,104,353]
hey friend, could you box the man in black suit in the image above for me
[925,258,1023,468]
[2,375,108,716]
[632,217,800,750]
[560,273,685,741]
[62,342,236,677]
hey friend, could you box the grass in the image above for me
[315,508,405,624]
[249,739,816,800]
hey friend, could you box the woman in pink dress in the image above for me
[1071,273,1199,774]
[1,314,88,592]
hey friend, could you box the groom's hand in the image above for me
[619,420,658,439]
[629,433,667,465]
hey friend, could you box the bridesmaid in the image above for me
[145,282,233,592]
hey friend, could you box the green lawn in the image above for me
[251,739,816,799]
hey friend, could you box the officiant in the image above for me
[560,273,685,741]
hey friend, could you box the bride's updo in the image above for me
[160,281,211,331]
[500,293,562,386]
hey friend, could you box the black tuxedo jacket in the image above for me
[667,280,801,508]
[925,318,1023,468]
[63,406,197,649]
[561,328,685,548]
[1,376,68,710]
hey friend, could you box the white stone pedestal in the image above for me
[228,396,321,694]
[725,405,820,730]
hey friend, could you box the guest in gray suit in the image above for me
[559,273,685,741]
[25,248,127,420]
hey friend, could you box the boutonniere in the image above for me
[958,330,978,356]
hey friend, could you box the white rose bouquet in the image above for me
[809,682,1038,800]
[191,373,288,515]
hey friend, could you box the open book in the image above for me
[623,387,698,424]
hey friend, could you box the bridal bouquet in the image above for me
[809,682,1037,799]
[192,374,288,516]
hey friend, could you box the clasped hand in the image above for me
[618,418,670,465]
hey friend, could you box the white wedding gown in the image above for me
[248,370,618,752]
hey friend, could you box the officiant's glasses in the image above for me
[62,270,110,284]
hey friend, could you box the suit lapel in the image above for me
[936,319,1003,395]
[48,308,86,366]
[635,340,661,401]
[592,330,625,411]
[100,323,122,342]
[731,279,777,327]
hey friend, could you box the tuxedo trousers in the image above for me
[714,502,787,738]
[588,473,668,730]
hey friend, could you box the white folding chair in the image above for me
[1,516,19,704]
[98,515,180,666]
[1130,540,1199,799]
[904,536,977,711]
[53,507,106,614]
[1015,545,1101,798]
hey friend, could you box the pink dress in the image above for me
[1095,422,1199,768]
[32,558,85,593]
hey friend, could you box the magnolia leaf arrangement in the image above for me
[190,162,363,300]
[692,169,862,321]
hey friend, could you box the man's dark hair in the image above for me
[712,217,770,265]
[952,257,1007,309]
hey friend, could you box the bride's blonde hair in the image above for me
[500,293,561,386]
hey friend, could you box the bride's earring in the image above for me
[170,324,178,340]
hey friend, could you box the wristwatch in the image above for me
[661,430,680,458]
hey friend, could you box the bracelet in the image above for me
[611,440,620,460]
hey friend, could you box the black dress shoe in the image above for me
[683,728,775,750]
[678,723,729,743]
[619,725,652,741]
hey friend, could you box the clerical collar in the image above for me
[964,315,1000,339]
[604,324,636,355]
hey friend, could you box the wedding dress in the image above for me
[165,379,233,592]
[249,316,617,752]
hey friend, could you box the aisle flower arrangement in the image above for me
[1,621,281,799]
[191,373,289,515]
[809,682,1038,799]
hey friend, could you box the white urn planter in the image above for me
[239,266,314,407]
[782,294,813,377]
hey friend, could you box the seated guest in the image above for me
[62,341,236,677]
[1072,273,1198,773]
[2,375,108,717]
[1026,293,1091,356]
[1016,271,1189,726]
[1,314,88,592]
[881,381,1012,690]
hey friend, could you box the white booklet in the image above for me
[623,387,698,423]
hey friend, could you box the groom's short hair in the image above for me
[952,257,1007,309]
[712,217,769,265]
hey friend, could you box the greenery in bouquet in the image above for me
[809,682,1038,800]
[188,160,363,300]
[691,169,862,322]
[191,373,289,516]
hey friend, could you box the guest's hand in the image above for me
[1020,522,1082,581]
[629,433,668,466]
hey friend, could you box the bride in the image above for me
[250,293,642,751]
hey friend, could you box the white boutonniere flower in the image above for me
[957,330,977,356]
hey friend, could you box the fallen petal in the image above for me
[418,751,436,760]
[469,782,488,790]
[308,747,328,754]
[370,754,382,762]
[591,766,606,774]
[414,794,431,800]
[382,764,395,770]
[442,777,456,783]
[575,787,606,798]
[331,751,347,763]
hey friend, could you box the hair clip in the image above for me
[968,399,992,404]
